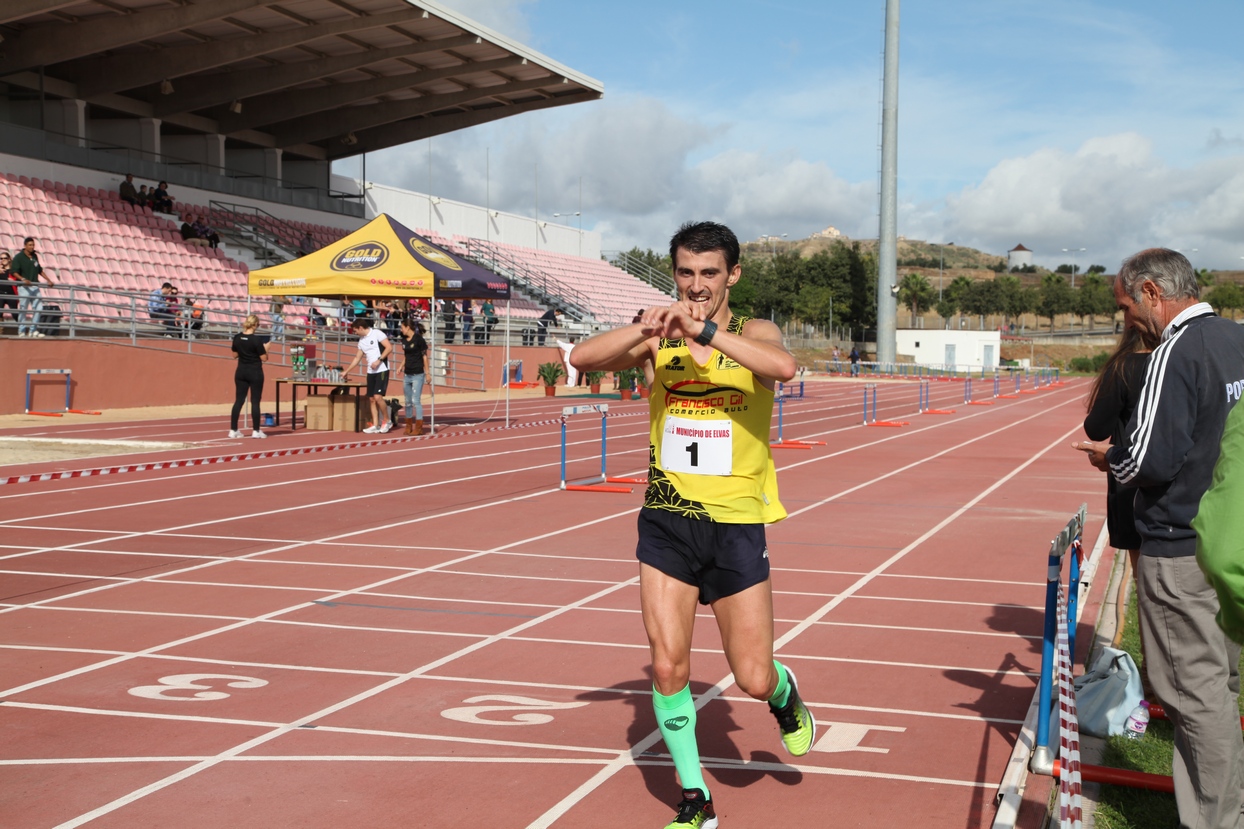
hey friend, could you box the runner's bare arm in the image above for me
[569,321,656,373]
[651,302,796,384]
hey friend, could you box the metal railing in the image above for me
[462,238,597,322]
[208,200,301,267]
[604,250,677,297]
[5,284,588,365]
[0,120,363,217]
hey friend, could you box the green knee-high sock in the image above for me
[768,659,791,708]
[653,684,708,799]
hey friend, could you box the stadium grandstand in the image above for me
[1,0,676,409]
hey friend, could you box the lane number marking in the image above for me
[441,694,589,726]
[128,674,269,701]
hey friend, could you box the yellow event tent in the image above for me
[247,213,510,300]
[247,213,515,432]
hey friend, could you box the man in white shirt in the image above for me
[341,317,393,433]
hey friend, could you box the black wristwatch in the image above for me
[694,320,717,346]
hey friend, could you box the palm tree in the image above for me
[898,273,934,327]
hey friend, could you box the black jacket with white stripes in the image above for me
[1106,305,1244,557]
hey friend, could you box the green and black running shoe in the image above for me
[663,788,718,829]
[769,667,816,756]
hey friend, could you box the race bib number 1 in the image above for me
[661,415,732,476]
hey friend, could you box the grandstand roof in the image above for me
[0,0,603,161]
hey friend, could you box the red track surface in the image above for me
[0,378,1105,828]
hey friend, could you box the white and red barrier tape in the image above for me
[1,410,647,487]
[1056,583,1083,829]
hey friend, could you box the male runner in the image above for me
[341,317,393,433]
[571,221,815,828]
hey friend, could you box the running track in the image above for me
[0,378,1107,827]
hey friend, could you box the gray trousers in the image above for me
[1138,553,1243,829]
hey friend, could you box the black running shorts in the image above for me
[636,507,770,605]
[366,370,389,397]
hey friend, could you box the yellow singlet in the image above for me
[643,315,786,524]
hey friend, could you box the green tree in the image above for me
[1198,268,1216,289]
[1075,273,1114,330]
[994,275,1031,329]
[1206,282,1244,320]
[898,273,934,326]
[616,247,671,279]
[961,279,1001,329]
[945,276,974,328]
[1037,273,1076,331]
[795,284,837,328]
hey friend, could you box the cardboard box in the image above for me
[332,394,362,432]
[304,396,333,430]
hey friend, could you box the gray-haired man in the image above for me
[1075,248,1244,829]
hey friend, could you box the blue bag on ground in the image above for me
[1072,646,1143,737]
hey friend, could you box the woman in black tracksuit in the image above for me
[229,314,269,439]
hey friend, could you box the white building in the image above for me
[1008,243,1034,269]
[896,329,1002,370]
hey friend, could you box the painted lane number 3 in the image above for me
[128,674,269,701]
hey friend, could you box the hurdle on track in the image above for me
[964,376,994,406]
[559,403,643,493]
[861,383,909,427]
[776,380,805,399]
[998,372,1022,398]
[24,369,101,417]
[918,379,956,415]
[770,394,825,449]
[1024,503,1218,807]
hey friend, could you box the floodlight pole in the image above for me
[876,0,900,366]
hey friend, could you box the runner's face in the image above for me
[673,247,740,321]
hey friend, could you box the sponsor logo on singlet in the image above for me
[330,242,389,271]
[662,379,748,416]
[665,355,686,372]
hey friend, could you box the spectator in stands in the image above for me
[1073,249,1244,829]
[538,307,560,346]
[180,214,209,247]
[136,184,152,209]
[228,314,269,439]
[184,295,206,338]
[297,231,317,257]
[192,216,221,248]
[461,299,474,344]
[13,236,54,338]
[441,298,457,344]
[0,251,15,326]
[151,181,173,213]
[632,310,644,323]
[167,285,182,333]
[119,173,139,207]
[148,281,174,336]
[481,299,497,344]
[307,305,326,330]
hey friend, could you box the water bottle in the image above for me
[1124,700,1150,740]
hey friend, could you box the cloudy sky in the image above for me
[352,0,1244,270]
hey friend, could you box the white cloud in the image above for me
[914,134,1244,270]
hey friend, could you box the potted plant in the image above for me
[586,370,607,394]
[616,367,642,401]
[635,370,651,399]
[537,361,566,396]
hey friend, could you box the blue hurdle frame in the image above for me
[1030,502,1087,775]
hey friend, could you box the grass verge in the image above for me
[1092,587,1244,828]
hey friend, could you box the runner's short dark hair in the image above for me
[669,221,740,271]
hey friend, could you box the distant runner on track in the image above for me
[571,221,815,829]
